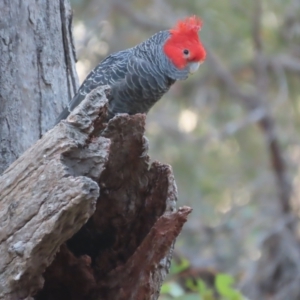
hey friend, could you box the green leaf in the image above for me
[170,257,190,275]
[160,281,185,297]
[175,294,201,300]
[185,279,216,300]
[215,274,243,300]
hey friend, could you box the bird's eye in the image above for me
[183,49,189,55]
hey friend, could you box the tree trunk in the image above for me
[0,2,191,299]
[0,0,78,174]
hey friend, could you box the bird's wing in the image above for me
[55,50,131,124]
[108,56,164,118]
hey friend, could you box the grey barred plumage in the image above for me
[55,16,206,124]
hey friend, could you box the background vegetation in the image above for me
[69,0,300,298]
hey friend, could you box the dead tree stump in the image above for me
[0,87,192,300]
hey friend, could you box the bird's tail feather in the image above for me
[55,107,71,124]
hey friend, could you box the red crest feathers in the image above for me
[170,15,203,35]
[164,15,206,69]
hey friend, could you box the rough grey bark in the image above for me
[0,0,78,174]
[0,87,191,300]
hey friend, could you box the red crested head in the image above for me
[164,16,206,71]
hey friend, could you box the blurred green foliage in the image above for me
[160,257,246,300]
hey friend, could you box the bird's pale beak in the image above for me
[188,61,201,74]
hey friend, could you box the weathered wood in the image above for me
[0,88,110,299]
[98,206,192,300]
[0,0,78,174]
[0,87,192,300]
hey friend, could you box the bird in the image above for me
[56,16,206,123]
